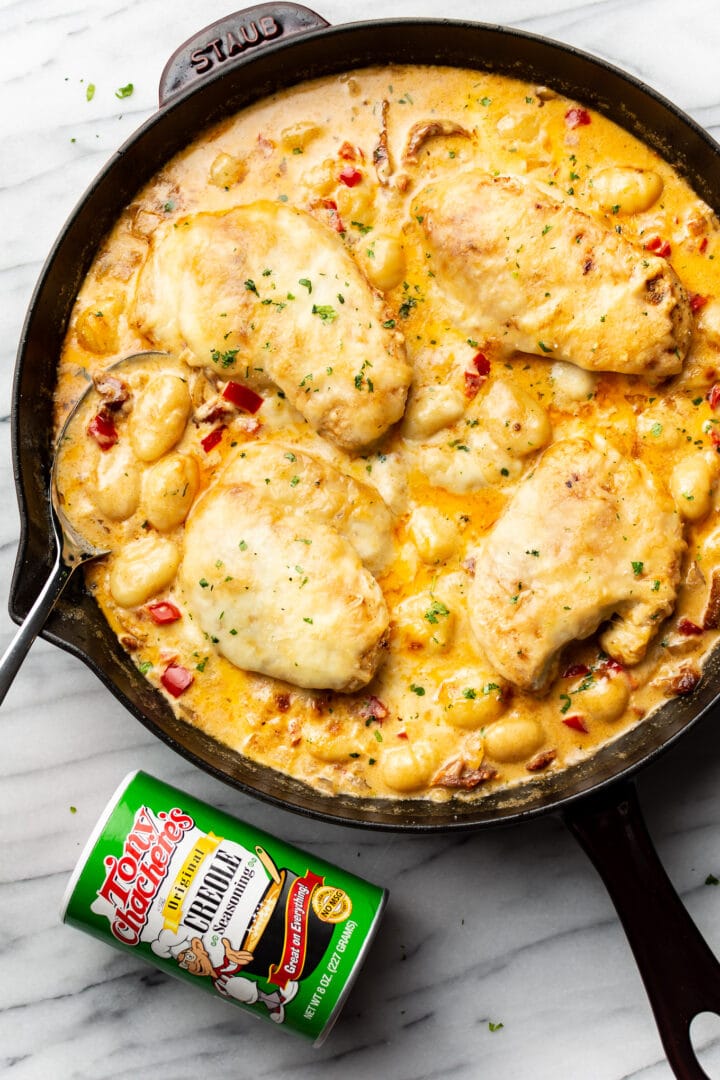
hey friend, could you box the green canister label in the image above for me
[61,771,387,1044]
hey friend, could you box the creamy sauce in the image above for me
[54,65,720,801]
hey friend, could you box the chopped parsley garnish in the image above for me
[238,540,248,551]
[115,83,134,98]
[425,600,450,624]
[538,340,552,353]
[312,304,338,322]
[399,295,418,318]
[383,319,396,329]
[463,688,477,699]
[211,347,239,368]
[244,278,259,295]
[352,220,373,234]
[284,451,297,462]
[631,561,644,576]
[299,278,312,293]
[86,83,96,102]
[303,617,314,624]
[199,578,210,588]
[137,660,153,675]
[650,422,663,436]
[410,683,426,696]
[488,1021,504,1032]
[560,693,572,714]
[706,874,720,885]
[290,476,300,487]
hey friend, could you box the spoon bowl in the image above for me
[1,350,171,705]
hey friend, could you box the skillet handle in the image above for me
[564,781,720,1080]
[159,3,330,107]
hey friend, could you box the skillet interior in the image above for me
[11,17,720,830]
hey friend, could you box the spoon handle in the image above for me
[0,552,74,705]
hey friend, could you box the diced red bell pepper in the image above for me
[87,411,118,450]
[339,166,363,187]
[645,236,672,258]
[565,107,592,129]
[563,714,589,733]
[677,618,703,636]
[396,731,408,740]
[464,351,490,397]
[707,383,720,410]
[161,662,194,697]
[146,601,182,625]
[472,351,490,377]
[691,294,709,314]
[222,381,264,414]
[562,663,591,679]
[201,425,225,453]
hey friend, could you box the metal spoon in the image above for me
[0,351,172,704]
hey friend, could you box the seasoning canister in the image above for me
[61,771,387,1045]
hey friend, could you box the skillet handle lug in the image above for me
[159,3,330,107]
[564,780,720,1080]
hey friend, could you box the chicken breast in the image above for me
[413,172,692,380]
[180,482,389,692]
[468,438,684,693]
[131,202,412,451]
[219,441,394,575]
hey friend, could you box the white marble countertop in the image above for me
[3,0,720,1077]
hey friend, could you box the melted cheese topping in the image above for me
[54,65,720,802]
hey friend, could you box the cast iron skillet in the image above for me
[9,7,720,1074]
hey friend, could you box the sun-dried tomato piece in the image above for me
[677,618,704,636]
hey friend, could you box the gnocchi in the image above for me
[591,166,663,214]
[142,453,199,531]
[129,375,192,462]
[109,536,180,607]
[480,381,551,457]
[670,455,715,522]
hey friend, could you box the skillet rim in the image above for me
[9,13,720,831]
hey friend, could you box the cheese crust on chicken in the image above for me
[181,479,389,692]
[132,202,412,451]
[413,172,692,380]
[468,439,685,693]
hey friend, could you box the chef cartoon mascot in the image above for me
[151,928,299,1023]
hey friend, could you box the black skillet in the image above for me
[9,8,720,1075]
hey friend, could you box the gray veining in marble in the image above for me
[2,1,720,1077]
